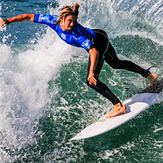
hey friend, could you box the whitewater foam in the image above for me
[0,25,73,155]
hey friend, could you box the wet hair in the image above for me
[54,3,80,25]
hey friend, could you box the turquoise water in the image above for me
[0,0,163,162]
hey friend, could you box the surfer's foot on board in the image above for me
[105,103,126,118]
[147,73,158,87]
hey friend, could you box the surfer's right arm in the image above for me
[0,14,35,28]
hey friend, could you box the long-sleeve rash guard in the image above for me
[34,14,96,51]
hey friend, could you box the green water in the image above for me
[0,0,163,162]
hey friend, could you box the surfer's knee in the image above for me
[107,60,121,69]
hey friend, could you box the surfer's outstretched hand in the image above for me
[0,19,10,28]
[106,103,126,118]
[0,19,5,28]
[147,73,158,87]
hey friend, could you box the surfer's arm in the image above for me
[0,14,35,28]
[87,48,99,85]
[77,36,98,85]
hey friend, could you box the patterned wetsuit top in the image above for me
[34,14,96,51]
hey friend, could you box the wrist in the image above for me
[7,18,13,23]
[4,18,12,25]
[89,70,94,74]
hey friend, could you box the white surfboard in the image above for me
[71,79,163,140]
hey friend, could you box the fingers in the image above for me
[0,19,3,28]
[87,71,97,85]
[88,77,97,85]
[2,22,6,28]
[0,19,8,28]
[0,19,6,28]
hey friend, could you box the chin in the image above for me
[64,27,73,31]
[67,27,73,31]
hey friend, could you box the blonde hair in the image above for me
[55,3,80,25]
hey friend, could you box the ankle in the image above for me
[114,102,122,107]
[147,73,152,79]
[147,73,157,79]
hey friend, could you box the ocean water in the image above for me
[0,0,163,162]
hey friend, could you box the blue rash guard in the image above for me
[34,14,96,51]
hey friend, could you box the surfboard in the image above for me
[70,79,163,140]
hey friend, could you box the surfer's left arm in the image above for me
[0,14,35,28]
[87,48,99,85]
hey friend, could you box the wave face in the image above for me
[0,0,163,162]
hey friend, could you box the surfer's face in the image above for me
[60,15,77,31]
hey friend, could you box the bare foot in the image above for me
[147,73,158,87]
[105,103,126,118]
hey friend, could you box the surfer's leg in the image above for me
[86,78,121,105]
[105,43,151,77]
[87,30,121,105]
[86,46,126,114]
[87,78,126,117]
[105,43,158,86]
[87,30,126,117]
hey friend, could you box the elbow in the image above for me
[89,48,99,56]
[21,14,35,22]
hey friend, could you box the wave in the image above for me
[58,0,162,40]
[0,29,74,161]
[0,0,162,162]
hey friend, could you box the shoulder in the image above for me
[74,23,96,38]
[75,23,86,33]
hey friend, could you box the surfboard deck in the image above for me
[70,79,163,141]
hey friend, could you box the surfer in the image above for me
[0,3,158,118]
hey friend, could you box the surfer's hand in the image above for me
[0,19,10,28]
[87,71,97,85]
